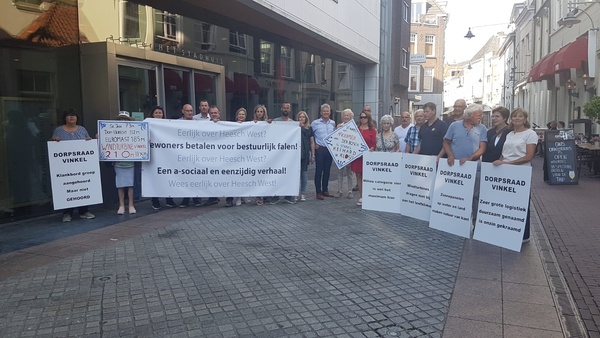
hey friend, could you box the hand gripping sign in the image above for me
[324,119,369,169]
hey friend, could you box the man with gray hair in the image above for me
[394,111,413,153]
[443,103,487,229]
[311,103,336,200]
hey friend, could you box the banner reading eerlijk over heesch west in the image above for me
[141,119,300,198]
[47,139,103,210]
[324,119,368,169]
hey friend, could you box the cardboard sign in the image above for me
[98,120,150,161]
[362,151,403,213]
[399,153,437,221]
[324,120,369,169]
[473,162,532,252]
[47,139,103,210]
[429,161,478,238]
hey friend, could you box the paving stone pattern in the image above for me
[0,199,464,337]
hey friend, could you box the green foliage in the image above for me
[584,96,600,123]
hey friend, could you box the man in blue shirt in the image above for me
[311,103,336,200]
[443,104,487,166]
[415,102,447,158]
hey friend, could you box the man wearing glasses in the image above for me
[394,111,413,153]
[444,99,467,126]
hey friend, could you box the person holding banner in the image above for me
[253,105,270,205]
[336,109,355,199]
[482,107,510,163]
[298,111,315,202]
[377,115,400,152]
[312,104,336,200]
[179,104,203,207]
[51,109,96,222]
[147,106,177,209]
[114,111,137,215]
[351,110,377,206]
[493,108,538,243]
[226,108,249,207]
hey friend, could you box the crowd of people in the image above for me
[53,99,537,242]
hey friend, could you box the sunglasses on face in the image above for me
[360,116,367,119]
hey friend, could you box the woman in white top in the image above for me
[493,108,538,242]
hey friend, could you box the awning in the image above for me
[553,36,588,72]
[233,73,260,94]
[528,52,557,82]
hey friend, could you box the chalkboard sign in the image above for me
[544,130,578,185]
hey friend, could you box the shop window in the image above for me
[423,67,434,92]
[121,1,146,40]
[155,11,178,42]
[229,31,247,54]
[409,65,420,92]
[18,70,53,95]
[260,40,273,75]
[425,35,435,57]
[193,22,214,50]
[280,46,294,78]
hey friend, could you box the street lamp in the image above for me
[463,23,509,39]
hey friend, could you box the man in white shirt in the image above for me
[394,111,413,153]
[193,100,210,121]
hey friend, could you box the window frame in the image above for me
[229,30,247,54]
[280,45,295,79]
[260,40,274,75]
[423,67,434,92]
[409,65,420,92]
[425,35,435,57]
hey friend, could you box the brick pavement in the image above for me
[0,162,580,338]
[530,156,600,337]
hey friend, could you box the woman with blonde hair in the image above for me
[336,109,355,198]
[493,108,537,243]
[297,111,315,201]
[351,110,377,206]
[253,104,269,122]
[226,108,249,207]
[376,114,400,152]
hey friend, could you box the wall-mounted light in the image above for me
[582,73,597,95]
[566,79,579,97]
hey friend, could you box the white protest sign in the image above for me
[324,120,368,169]
[98,120,150,161]
[473,162,532,252]
[429,161,478,238]
[47,139,103,210]
[399,153,437,221]
[141,119,300,197]
[362,151,402,213]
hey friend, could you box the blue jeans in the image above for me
[300,170,308,193]
[314,147,333,194]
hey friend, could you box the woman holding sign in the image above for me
[351,110,377,206]
[493,108,538,243]
[336,109,355,199]
[225,108,249,207]
[51,109,96,222]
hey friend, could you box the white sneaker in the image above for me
[357,198,362,206]
[235,197,242,206]
[117,206,125,215]
[300,194,306,201]
[80,212,95,219]
[129,206,136,214]
[62,214,72,222]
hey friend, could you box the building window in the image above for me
[404,1,410,22]
[19,70,52,95]
[280,46,294,78]
[410,33,417,54]
[121,1,146,40]
[411,2,424,23]
[423,15,438,25]
[409,65,420,92]
[13,0,43,11]
[402,49,408,69]
[425,35,435,56]
[155,11,178,42]
[304,54,316,84]
[338,63,351,89]
[260,40,274,75]
[423,67,434,92]
[229,31,247,54]
[193,22,214,50]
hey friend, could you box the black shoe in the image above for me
[179,203,188,208]
[193,198,202,207]
[165,202,176,208]
[203,198,219,206]
[352,185,359,192]
[224,201,233,207]
[152,201,162,210]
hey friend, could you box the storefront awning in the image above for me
[553,36,588,72]
[233,73,260,94]
[528,52,557,82]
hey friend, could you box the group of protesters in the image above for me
[53,99,537,243]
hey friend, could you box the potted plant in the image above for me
[583,96,600,124]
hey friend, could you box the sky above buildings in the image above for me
[444,0,522,63]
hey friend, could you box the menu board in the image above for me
[544,130,577,185]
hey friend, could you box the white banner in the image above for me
[399,153,437,221]
[98,120,150,161]
[474,162,532,252]
[429,161,478,238]
[47,140,103,210]
[141,119,300,197]
[324,120,368,169]
[362,151,403,213]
